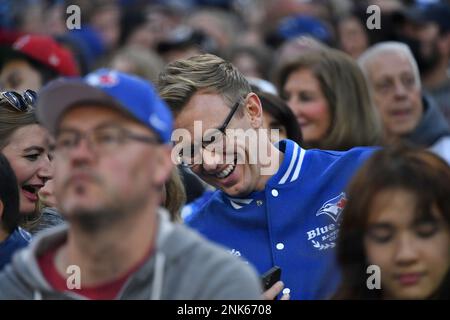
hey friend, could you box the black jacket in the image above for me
[407,95,450,147]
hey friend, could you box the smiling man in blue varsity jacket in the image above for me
[159,54,375,300]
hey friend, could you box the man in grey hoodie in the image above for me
[0,69,262,300]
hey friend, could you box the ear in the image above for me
[244,93,264,129]
[437,34,446,52]
[153,145,174,187]
[0,200,3,220]
[437,33,450,55]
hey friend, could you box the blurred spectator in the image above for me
[274,35,328,70]
[42,1,67,37]
[1,0,45,34]
[55,33,92,76]
[335,145,450,299]
[276,48,382,150]
[109,46,165,83]
[119,7,155,50]
[359,41,450,164]
[335,13,370,59]
[186,7,242,55]
[393,2,450,125]
[34,164,65,237]
[145,4,184,50]
[0,153,31,271]
[368,0,403,13]
[0,34,80,91]
[226,44,273,80]
[1,0,67,36]
[231,0,270,47]
[276,14,334,46]
[88,0,121,52]
[157,26,215,63]
[118,4,182,51]
[350,0,404,45]
[264,0,335,30]
[66,26,106,72]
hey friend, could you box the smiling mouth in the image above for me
[214,157,237,179]
[21,185,40,201]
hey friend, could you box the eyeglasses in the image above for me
[0,90,37,112]
[55,124,160,155]
[177,100,242,167]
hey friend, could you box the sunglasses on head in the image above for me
[0,90,37,112]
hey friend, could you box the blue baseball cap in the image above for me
[36,68,173,143]
[277,15,332,44]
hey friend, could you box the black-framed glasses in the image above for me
[217,100,241,134]
[55,124,160,155]
[177,100,242,167]
[0,90,37,112]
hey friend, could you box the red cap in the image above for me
[12,34,79,76]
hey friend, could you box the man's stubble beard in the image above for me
[60,188,153,234]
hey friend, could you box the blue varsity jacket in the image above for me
[186,139,375,299]
[0,227,31,271]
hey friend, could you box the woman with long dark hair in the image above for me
[335,145,450,299]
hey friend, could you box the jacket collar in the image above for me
[224,139,306,207]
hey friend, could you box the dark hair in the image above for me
[335,144,450,299]
[0,153,20,234]
[255,91,303,145]
[119,8,148,47]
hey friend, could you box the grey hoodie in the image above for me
[407,95,450,147]
[0,209,262,300]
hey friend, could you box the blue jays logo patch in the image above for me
[316,192,347,223]
[86,71,118,88]
[306,193,347,251]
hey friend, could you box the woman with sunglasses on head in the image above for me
[0,90,57,233]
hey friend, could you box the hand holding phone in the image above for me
[261,266,282,291]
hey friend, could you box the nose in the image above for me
[393,79,408,99]
[69,137,97,167]
[394,233,419,266]
[37,153,53,184]
[201,148,222,173]
[287,97,304,122]
[286,96,302,116]
[39,179,53,197]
